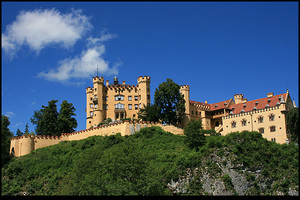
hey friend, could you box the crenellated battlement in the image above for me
[10,121,183,157]
[180,85,190,90]
[86,87,93,93]
[137,76,151,84]
[93,76,104,84]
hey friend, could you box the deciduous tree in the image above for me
[1,115,13,167]
[154,79,185,124]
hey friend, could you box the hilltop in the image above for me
[1,126,299,196]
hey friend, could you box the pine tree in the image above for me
[24,123,29,134]
[1,115,13,167]
[16,128,23,136]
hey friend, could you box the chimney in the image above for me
[106,80,109,86]
[242,98,248,103]
[113,76,118,85]
[267,92,274,98]
[234,94,244,104]
[205,101,207,104]
[122,81,126,85]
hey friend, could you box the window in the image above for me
[258,116,263,123]
[104,105,108,110]
[269,114,275,121]
[90,111,93,116]
[105,96,108,101]
[90,103,93,108]
[192,110,194,115]
[135,104,138,110]
[147,94,150,100]
[270,126,276,132]
[271,138,276,142]
[115,103,124,109]
[139,104,141,108]
[128,104,132,110]
[215,121,219,127]
[134,96,138,101]
[95,104,98,109]
[115,95,124,101]
[259,128,264,133]
[231,121,236,128]
[128,96,132,101]
[195,111,198,115]
[241,119,247,126]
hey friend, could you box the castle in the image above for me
[10,75,296,157]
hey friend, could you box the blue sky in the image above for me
[2,2,298,135]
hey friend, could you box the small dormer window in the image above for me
[268,99,271,103]
[243,104,246,107]
[232,107,235,110]
[276,101,280,106]
[241,109,245,113]
[255,101,258,105]
[278,97,281,101]
[253,106,257,110]
[224,102,227,105]
[265,104,270,108]
[215,104,218,107]
[229,111,233,115]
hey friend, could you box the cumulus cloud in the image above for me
[38,31,121,83]
[5,111,15,118]
[2,8,92,56]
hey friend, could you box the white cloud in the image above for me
[5,112,15,118]
[38,32,121,83]
[2,8,92,56]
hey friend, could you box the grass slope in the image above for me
[1,126,298,196]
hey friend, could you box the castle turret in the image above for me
[92,76,105,127]
[180,85,190,127]
[234,94,244,104]
[137,76,151,109]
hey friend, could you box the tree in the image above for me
[154,79,185,124]
[137,104,160,122]
[31,100,60,136]
[16,128,23,136]
[58,100,78,133]
[286,107,299,144]
[184,119,206,151]
[1,115,13,167]
[31,100,78,136]
[24,123,29,134]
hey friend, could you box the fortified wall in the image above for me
[10,121,184,157]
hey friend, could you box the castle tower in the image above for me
[180,85,190,127]
[137,76,151,109]
[234,94,244,104]
[86,76,105,129]
[19,136,34,156]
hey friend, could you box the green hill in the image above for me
[1,126,299,196]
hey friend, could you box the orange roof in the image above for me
[229,93,287,114]
[190,99,232,111]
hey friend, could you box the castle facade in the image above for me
[10,75,296,157]
[180,85,295,144]
[86,76,150,129]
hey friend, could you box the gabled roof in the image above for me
[189,99,233,111]
[228,93,287,114]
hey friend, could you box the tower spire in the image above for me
[97,65,99,77]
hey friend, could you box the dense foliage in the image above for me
[286,107,299,143]
[1,127,298,196]
[184,119,206,151]
[154,79,185,124]
[31,100,77,136]
[137,104,160,122]
[1,115,14,168]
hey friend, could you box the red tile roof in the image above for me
[190,99,233,111]
[229,93,287,114]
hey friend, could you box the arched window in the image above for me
[115,95,124,101]
[269,114,275,121]
[115,103,124,109]
[241,119,247,126]
[231,121,236,128]
[258,116,263,123]
[270,126,276,132]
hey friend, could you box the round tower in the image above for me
[92,76,105,127]
[180,85,190,127]
[19,135,34,156]
[137,76,151,109]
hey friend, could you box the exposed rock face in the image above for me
[167,149,299,196]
